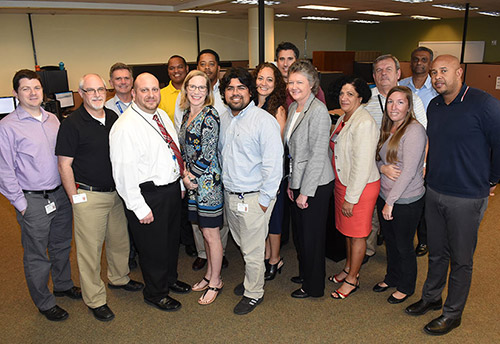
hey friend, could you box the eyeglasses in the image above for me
[186,84,208,92]
[82,87,107,95]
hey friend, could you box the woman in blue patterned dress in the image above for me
[179,70,224,305]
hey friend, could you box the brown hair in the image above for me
[179,70,214,111]
[376,86,416,163]
[253,62,287,117]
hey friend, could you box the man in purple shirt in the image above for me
[0,69,81,322]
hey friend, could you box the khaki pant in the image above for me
[225,192,275,299]
[73,189,130,308]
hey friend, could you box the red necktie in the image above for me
[153,114,185,176]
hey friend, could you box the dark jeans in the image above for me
[377,196,424,295]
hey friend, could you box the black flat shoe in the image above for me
[424,315,461,335]
[265,258,284,281]
[54,286,82,299]
[405,299,442,316]
[291,288,309,299]
[387,293,411,304]
[144,296,181,312]
[169,280,191,294]
[372,282,390,293]
[416,244,429,257]
[39,305,69,321]
[108,279,144,292]
[89,304,115,321]
[290,276,303,284]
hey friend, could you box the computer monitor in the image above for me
[0,96,16,117]
[54,91,75,108]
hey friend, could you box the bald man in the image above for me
[57,74,143,322]
[405,55,500,335]
[110,73,190,312]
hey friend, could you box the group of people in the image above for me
[0,41,499,337]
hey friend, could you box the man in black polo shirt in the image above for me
[405,55,500,335]
[56,73,143,322]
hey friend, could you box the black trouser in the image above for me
[180,195,195,247]
[377,196,424,295]
[291,181,334,297]
[125,181,181,302]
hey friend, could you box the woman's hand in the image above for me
[380,164,401,181]
[296,194,308,209]
[341,200,354,217]
[182,173,198,190]
[287,184,294,201]
[382,203,393,221]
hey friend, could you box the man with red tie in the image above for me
[110,73,191,312]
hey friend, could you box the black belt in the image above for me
[227,190,259,196]
[22,185,61,196]
[76,183,115,192]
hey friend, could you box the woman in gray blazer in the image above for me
[284,60,334,298]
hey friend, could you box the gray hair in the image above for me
[79,73,107,90]
[373,54,401,71]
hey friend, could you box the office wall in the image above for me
[0,13,346,95]
[346,17,500,63]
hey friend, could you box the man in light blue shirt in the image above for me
[399,47,438,110]
[219,67,283,315]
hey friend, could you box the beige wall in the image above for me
[0,13,347,95]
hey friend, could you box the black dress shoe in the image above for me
[169,280,191,294]
[144,296,181,312]
[39,305,69,321]
[192,257,207,271]
[265,258,284,281]
[108,279,144,292]
[416,244,429,257]
[185,244,197,257]
[89,304,115,321]
[362,254,374,265]
[290,276,303,284]
[233,296,262,315]
[405,298,442,316]
[291,288,309,298]
[372,283,391,293]
[424,315,461,335]
[387,293,411,304]
[222,256,229,269]
[234,282,244,296]
[54,286,82,299]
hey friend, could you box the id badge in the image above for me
[45,201,56,214]
[72,193,87,204]
[237,202,249,213]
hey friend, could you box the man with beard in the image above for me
[56,74,143,322]
[219,67,283,315]
[110,73,191,312]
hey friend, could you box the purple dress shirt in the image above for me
[0,106,61,211]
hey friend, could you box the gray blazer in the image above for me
[284,93,334,197]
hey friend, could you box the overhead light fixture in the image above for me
[411,15,440,20]
[231,0,280,5]
[179,9,226,14]
[302,16,339,21]
[432,4,478,11]
[357,10,401,16]
[275,13,290,17]
[349,20,381,24]
[477,11,500,17]
[297,5,349,11]
[393,0,432,3]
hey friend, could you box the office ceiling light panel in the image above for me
[432,4,479,11]
[275,13,290,17]
[357,10,401,16]
[349,20,381,24]
[411,15,440,20]
[231,0,280,5]
[477,11,500,17]
[297,5,349,11]
[179,9,226,14]
[302,16,339,21]
[393,0,433,3]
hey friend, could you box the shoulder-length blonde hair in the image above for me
[376,86,416,163]
[179,70,214,111]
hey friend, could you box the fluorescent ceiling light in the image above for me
[349,20,380,24]
[179,9,226,14]
[411,15,440,20]
[477,11,500,17]
[275,13,290,17]
[302,16,339,21]
[231,0,280,5]
[297,5,349,11]
[357,10,401,16]
[432,4,478,11]
[393,0,432,3]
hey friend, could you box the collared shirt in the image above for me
[0,106,61,211]
[158,81,180,124]
[174,80,228,133]
[427,83,500,198]
[110,103,182,220]
[55,104,118,187]
[105,94,131,116]
[399,75,438,110]
[365,86,427,129]
[219,101,283,207]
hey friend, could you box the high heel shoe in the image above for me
[328,269,349,283]
[331,278,359,300]
[265,258,284,281]
[264,258,270,274]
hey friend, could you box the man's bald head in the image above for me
[430,54,463,104]
[132,73,161,114]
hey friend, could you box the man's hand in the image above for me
[259,203,268,213]
[140,211,154,224]
[380,164,401,181]
[287,184,294,201]
[21,209,26,216]
[490,185,496,197]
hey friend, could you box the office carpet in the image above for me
[1,193,498,343]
